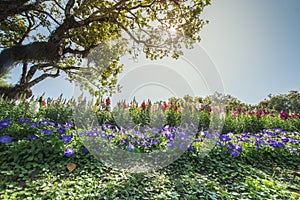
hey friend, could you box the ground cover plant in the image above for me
[0,94,300,199]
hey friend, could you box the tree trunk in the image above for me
[0,41,62,76]
[0,85,32,100]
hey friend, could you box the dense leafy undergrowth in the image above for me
[0,96,300,199]
[1,140,299,200]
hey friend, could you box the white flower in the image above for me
[29,101,40,114]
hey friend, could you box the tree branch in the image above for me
[65,0,75,18]
[26,63,52,82]
[64,44,97,57]
[26,69,60,88]
[20,62,28,84]
[0,0,36,22]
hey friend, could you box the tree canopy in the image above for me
[0,0,211,98]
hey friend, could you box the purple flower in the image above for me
[108,135,115,140]
[187,144,194,151]
[287,148,298,155]
[0,120,10,129]
[255,136,266,146]
[62,136,72,144]
[226,143,234,149]
[30,123,39,128]
[40,120,49,125]
[179,143,185,151]
[167,142,174,148]
[126,144,135,152]
[281,137,289,143]
[268,140,281,148]
[168,135,175,142]
[48,122,55,127]
[146,138,152,142]
[57,128,66,134]
[64,122,73,128]
[137,139,143,146]
[290,138,299,145]
[100,133,107,139]
[179,133,188,141]
[234,144,243,152]
[64,148,75,157]
[154,133,160,137]
[122,138,128,143]
[28,135,37,142]
[216,141,223,148]
[229,149,239,157]
[83,147,89,155]
[136,131,145,139]
[162,129,171,137]
[274,128,282,133]
[152,139,160,145]
[219,134,231,142]
[0,135,13,144]
[101,124,112,130]
[96,146,102,151]
[40,129,53,136]
[144,142,149,148]
[19,119,31,123]
[236,136,245,142]
[255,144,260,151]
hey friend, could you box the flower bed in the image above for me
[0,96,300,199]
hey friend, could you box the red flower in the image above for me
[237,107,242,114]
[279,111,289,120]
[256,112,261,118]
[42,101,47,107]
[141,101,147,110]
[106,97,111,106]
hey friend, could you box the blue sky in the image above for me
[9,0,300,105]
[200,0,300,104]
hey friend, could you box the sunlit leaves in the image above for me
[1,0,211,98]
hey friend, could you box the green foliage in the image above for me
[257,90,300,113]
[0,0,211,98]
[0,72,11,87]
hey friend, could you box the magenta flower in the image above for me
[279,111,289,120]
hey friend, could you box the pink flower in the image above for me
[162,103,168,111]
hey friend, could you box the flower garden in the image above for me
[0,95,300,199]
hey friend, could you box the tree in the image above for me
[256,91,300,113]
[0,0,211,99]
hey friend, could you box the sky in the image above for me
[8,0,300,105]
